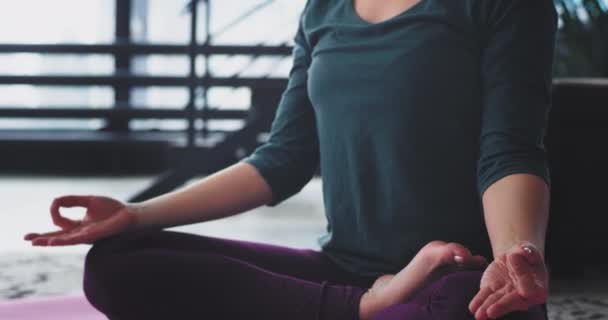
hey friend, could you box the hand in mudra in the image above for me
[24,195,137,246]
[469,243,548,320]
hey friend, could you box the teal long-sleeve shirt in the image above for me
[243,0,556,277]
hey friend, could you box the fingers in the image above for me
[26,229,73,246]
[486,292,528,319]
[53,195,92,208]
[454,255,488,272]
[517,242,543,266]
[24,229,69,241]
[445,242,473,265]
[469,286,493,315]
[31,226,93,246]
[44,211,132,246]
[508,250,536,278]
[50,195,90,229]
[25,195,90,243]
[24,233,40,241]
[475,291,503,320]
[508,250,548,302]
[446,243,487,271]
[46,229,91,246]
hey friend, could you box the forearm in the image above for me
[482,173,550,259]
[130,162,273,229]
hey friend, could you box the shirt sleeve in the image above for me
[476,0,557,196]
[240,10,319,206]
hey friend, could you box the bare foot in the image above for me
[359,241,488,320]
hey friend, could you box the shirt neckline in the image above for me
[347,0,426,25]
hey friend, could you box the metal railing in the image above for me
[0,0,296,199]
[0,0,292,147]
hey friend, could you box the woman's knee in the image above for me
[371,272,482,320]
[83,230,168,311]
[427,270,483,319]
[84,229,175,275]
[88,229,173,256]
[435,270,483,299]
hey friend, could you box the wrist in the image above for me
[125,203,146,229]
[494,240,545,261]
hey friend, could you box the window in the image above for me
[0,0,306,132]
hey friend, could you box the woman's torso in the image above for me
[302,0,493,277]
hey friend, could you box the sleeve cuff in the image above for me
[477,162,551,197]
[241,155,285,207]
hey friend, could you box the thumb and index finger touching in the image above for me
[50,195,92,229]
[24,195,92,243]
[508,243,548,301]
[508,242,545,279]
[469,243,548,319]
[26,195,132,246]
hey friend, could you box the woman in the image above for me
[25,0,555,319]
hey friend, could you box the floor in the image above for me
[1,175,607,320]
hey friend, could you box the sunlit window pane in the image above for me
[130,87,251,110]
[131,87,189,108]
[130,119,188,131]
[203,119,245,131]
[209,0,305,45]
[0,86,113,108]
[0,0,304,130]
[132,0,193,44]
[129,119,245,132]
[207,87,250,109]
[132,55,189,76]
[0,1,114,44]
[0,118,106,130]
[0,54,113,75]
[131,0,306,45]
[207,55,291,79]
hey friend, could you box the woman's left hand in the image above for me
[469,243,548,320]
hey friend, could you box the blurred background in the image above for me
[0,1,607,319]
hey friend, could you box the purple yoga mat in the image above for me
[0,295,106,320]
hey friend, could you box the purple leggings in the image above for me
[83,230,546,320]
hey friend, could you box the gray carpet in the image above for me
[1,253,606,320]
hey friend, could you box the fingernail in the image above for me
[454,255,464,263]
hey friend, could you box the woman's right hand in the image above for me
[24,195,139,246]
